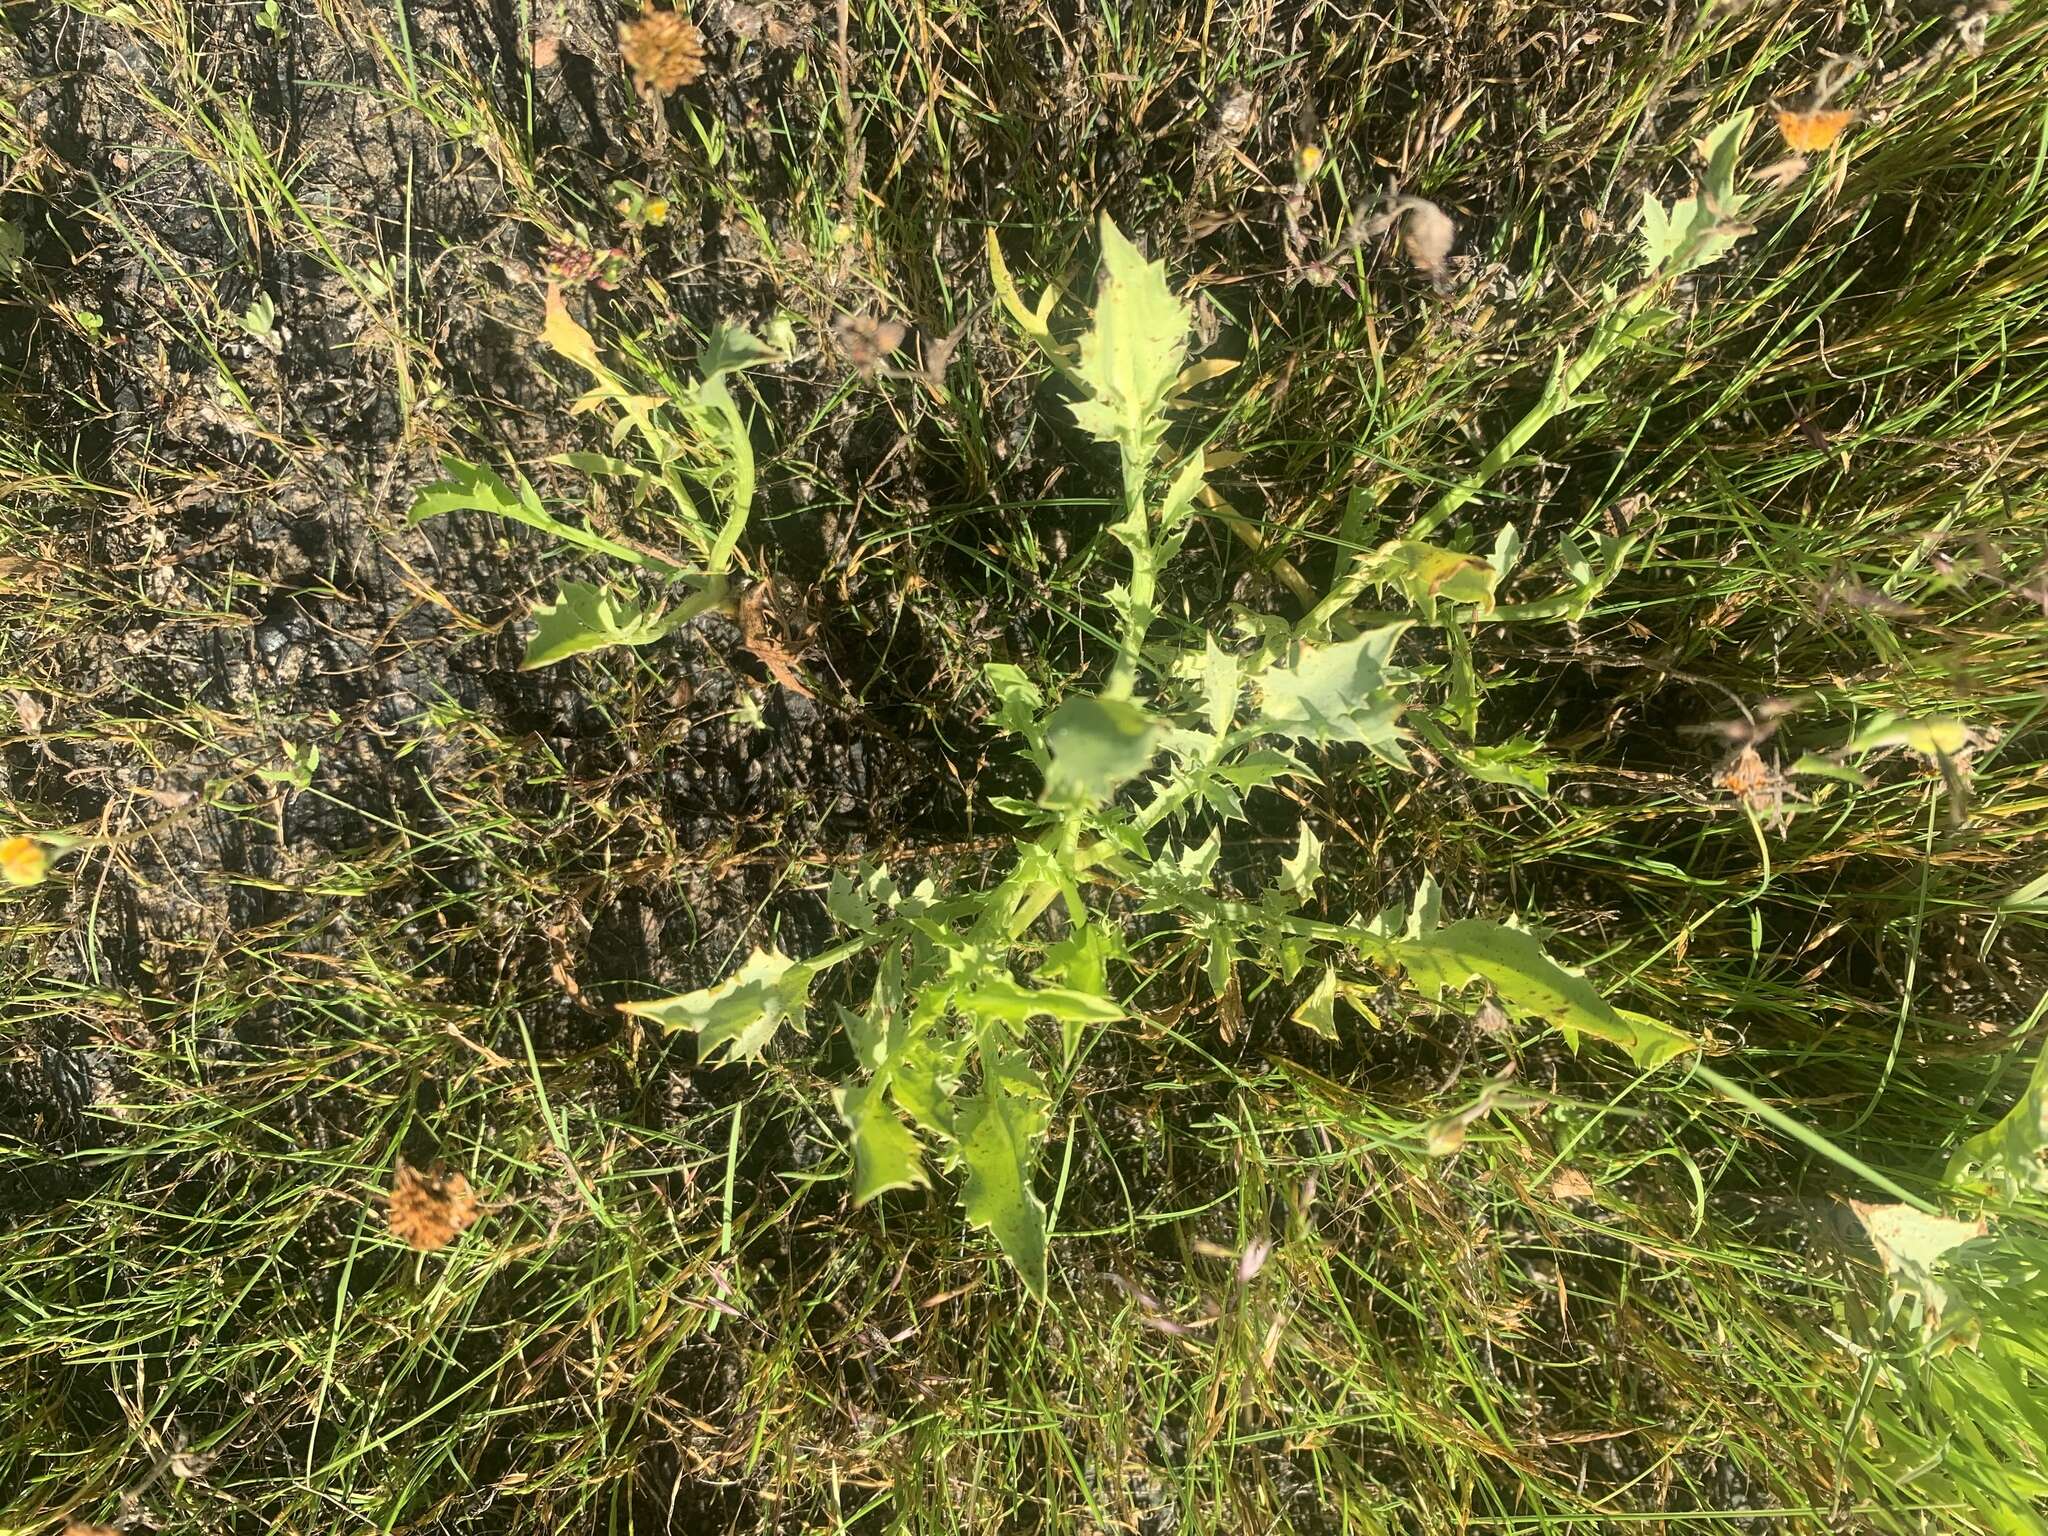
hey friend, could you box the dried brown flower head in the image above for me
[619,11,707,95]
[387,1160,480,1251]
[831,313,907,377]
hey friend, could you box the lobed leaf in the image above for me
[616,946,812,1064]
[956,1045,1052,1300]
[1389,918,1694,1069]
[1065,215,1191,463]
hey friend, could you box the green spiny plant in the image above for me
[616,199,1724,1297]
[409,287,783,668]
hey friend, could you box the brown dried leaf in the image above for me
[738,581,815,698]
[388,1160,481,1251]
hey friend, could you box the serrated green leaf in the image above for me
[522,580,676,669]
[1254,625,1414,764]
[1175,636,1244,737]
[826,868,879,932]
[1390,919,1693,1069]
[835,1078,931,1203]
[957,1045,1051,1299]
[986,663,1046,741]
[1042,693,1163,806]
[1065,215,1191,464]
[1947,1041,2048,1202]
[616,946,811,1063]
[961,972,1124,1027]
[1638,112,1753,278]
[1279,821,1323,904]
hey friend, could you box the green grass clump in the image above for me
[4,0,2048,1532]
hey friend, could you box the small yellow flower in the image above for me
[1,834,49,887]
[1295,143,1325,181]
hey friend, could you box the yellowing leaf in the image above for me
[1292,966,1339,1040]
[616,946,812,1063]
[1365,538,1500,620]
[1064,215,1191,463]
[540,284,604,375]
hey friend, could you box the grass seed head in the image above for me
[620,11,708,95]
[388,1160,481,1251]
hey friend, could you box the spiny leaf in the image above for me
[834,1078,931,1204]
[1639,112,1754,278]
[1064,215,1191,463]
[616,946,811,1063]
[1293,966,1339,1040]
[1365,539,1500,621]
[1278,821,1323,904]
[1389,919,1694,1069]
[1253,624,1413,765]
[956,1045,1051,1300]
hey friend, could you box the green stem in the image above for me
[1106,455,1152,701]
[1410,299,1647,544]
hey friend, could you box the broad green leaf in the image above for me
[1064,215,1191,464]
[835,1078,931,1203]
[956,1045,1051,1299]
[616,946,811,1063]
[1366,539,1500,621]
[961,972,1124,1027]
[1254,624,1413,765]
[1042,693,1163,806]
[1293,967,1339,1040]
[1279,821,1323,904]
[522,581,676,669]
[1391,919,1694,1069]
[1947,1041,2048,1202]
[1849,1200,1988,1342]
